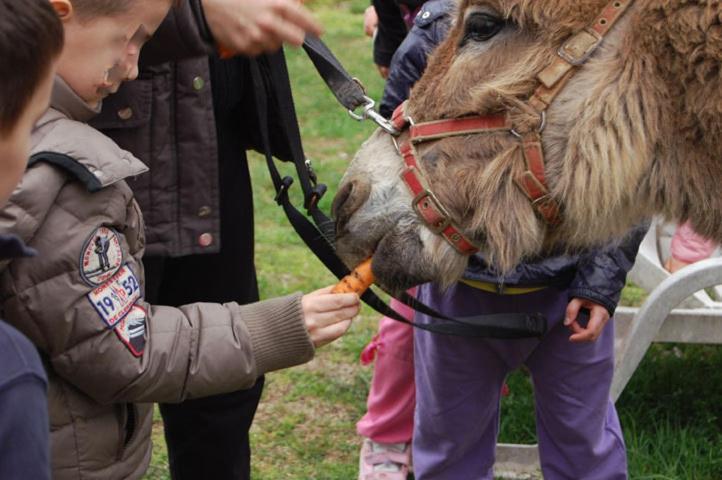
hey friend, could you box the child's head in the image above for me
[50,0,172,108]
[0,0,64,206]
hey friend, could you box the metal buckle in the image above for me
[348,95,401,136]
[531,193,553,207]
[510,111,546,138]
[530,193,561,225]
[412,189,452,234]
[557,29,602,66]
[304,158,318,186]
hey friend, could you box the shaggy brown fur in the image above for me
[335,0,722,288]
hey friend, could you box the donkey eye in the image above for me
[462,13,504,44]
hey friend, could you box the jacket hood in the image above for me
[29,77,148,191]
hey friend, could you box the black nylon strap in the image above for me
[249,51,546,338]
[249,57,420,329]
[260,53,336,239]
[302,35,369,112]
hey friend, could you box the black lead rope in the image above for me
[247,49,547,338]
[302,35,369,112]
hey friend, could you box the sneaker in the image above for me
[358,438,411,480]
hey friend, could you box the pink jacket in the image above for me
[671,222,717,263]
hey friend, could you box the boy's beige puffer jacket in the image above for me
[0,80,315,480]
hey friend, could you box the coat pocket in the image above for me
[115,403,139,460]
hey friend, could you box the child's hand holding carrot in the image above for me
[302,287,360,348]
[301,259,373,348]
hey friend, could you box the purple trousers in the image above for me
[413,282,627,480]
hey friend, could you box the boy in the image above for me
[0,3,64,479]
[92,2,325,477]
[0,1,359,479]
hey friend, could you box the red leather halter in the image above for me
[390,108,511,255]
[388,0,635,255]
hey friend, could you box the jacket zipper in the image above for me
[116,403,138,460]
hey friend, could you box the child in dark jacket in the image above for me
[0,2,64,479]
[357,2,646,478]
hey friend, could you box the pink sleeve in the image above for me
[670,222,717,263]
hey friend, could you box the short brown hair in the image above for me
[72,0,178,20]
[0,0,64,136]
[71,0,138,20]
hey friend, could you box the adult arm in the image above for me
[139,0,215,65]
[373,0,408,69]
[140,0,323,66]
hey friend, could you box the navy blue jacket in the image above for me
[0,235,49,480]
[380,0,647,314]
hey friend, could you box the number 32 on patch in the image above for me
[87,265,141,328]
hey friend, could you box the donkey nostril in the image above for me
[332,182,354,219]
[332,180,371,233]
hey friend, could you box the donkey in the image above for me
[332,0,722,292]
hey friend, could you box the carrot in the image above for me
[218,45,234,59]
[332,258,374,295]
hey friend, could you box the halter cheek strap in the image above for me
[398,142,480,255]
[392,102,517,255]
[516,0,634,225]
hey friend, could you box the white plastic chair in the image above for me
[611,220,722,400]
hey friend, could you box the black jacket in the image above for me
[91,0,219,257]
[93,1,292,258]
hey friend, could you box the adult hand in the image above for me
[363,5,378,37]
[201,0,323,57]
[564,298,610,343]
[302,286,360,348]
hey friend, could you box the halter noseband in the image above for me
[387,0,635,256]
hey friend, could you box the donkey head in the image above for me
[334,0,720,291]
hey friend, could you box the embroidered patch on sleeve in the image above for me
[80,226,123,286]
[87,265,141,329]
[114,305,147,357]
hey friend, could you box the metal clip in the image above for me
[305,158,318,186]
[348,95,400,136]
[510,111,546,138]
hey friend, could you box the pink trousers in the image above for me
[671,221,716,263]
[356,291,416,444]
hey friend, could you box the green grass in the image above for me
[145,1,722,478]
